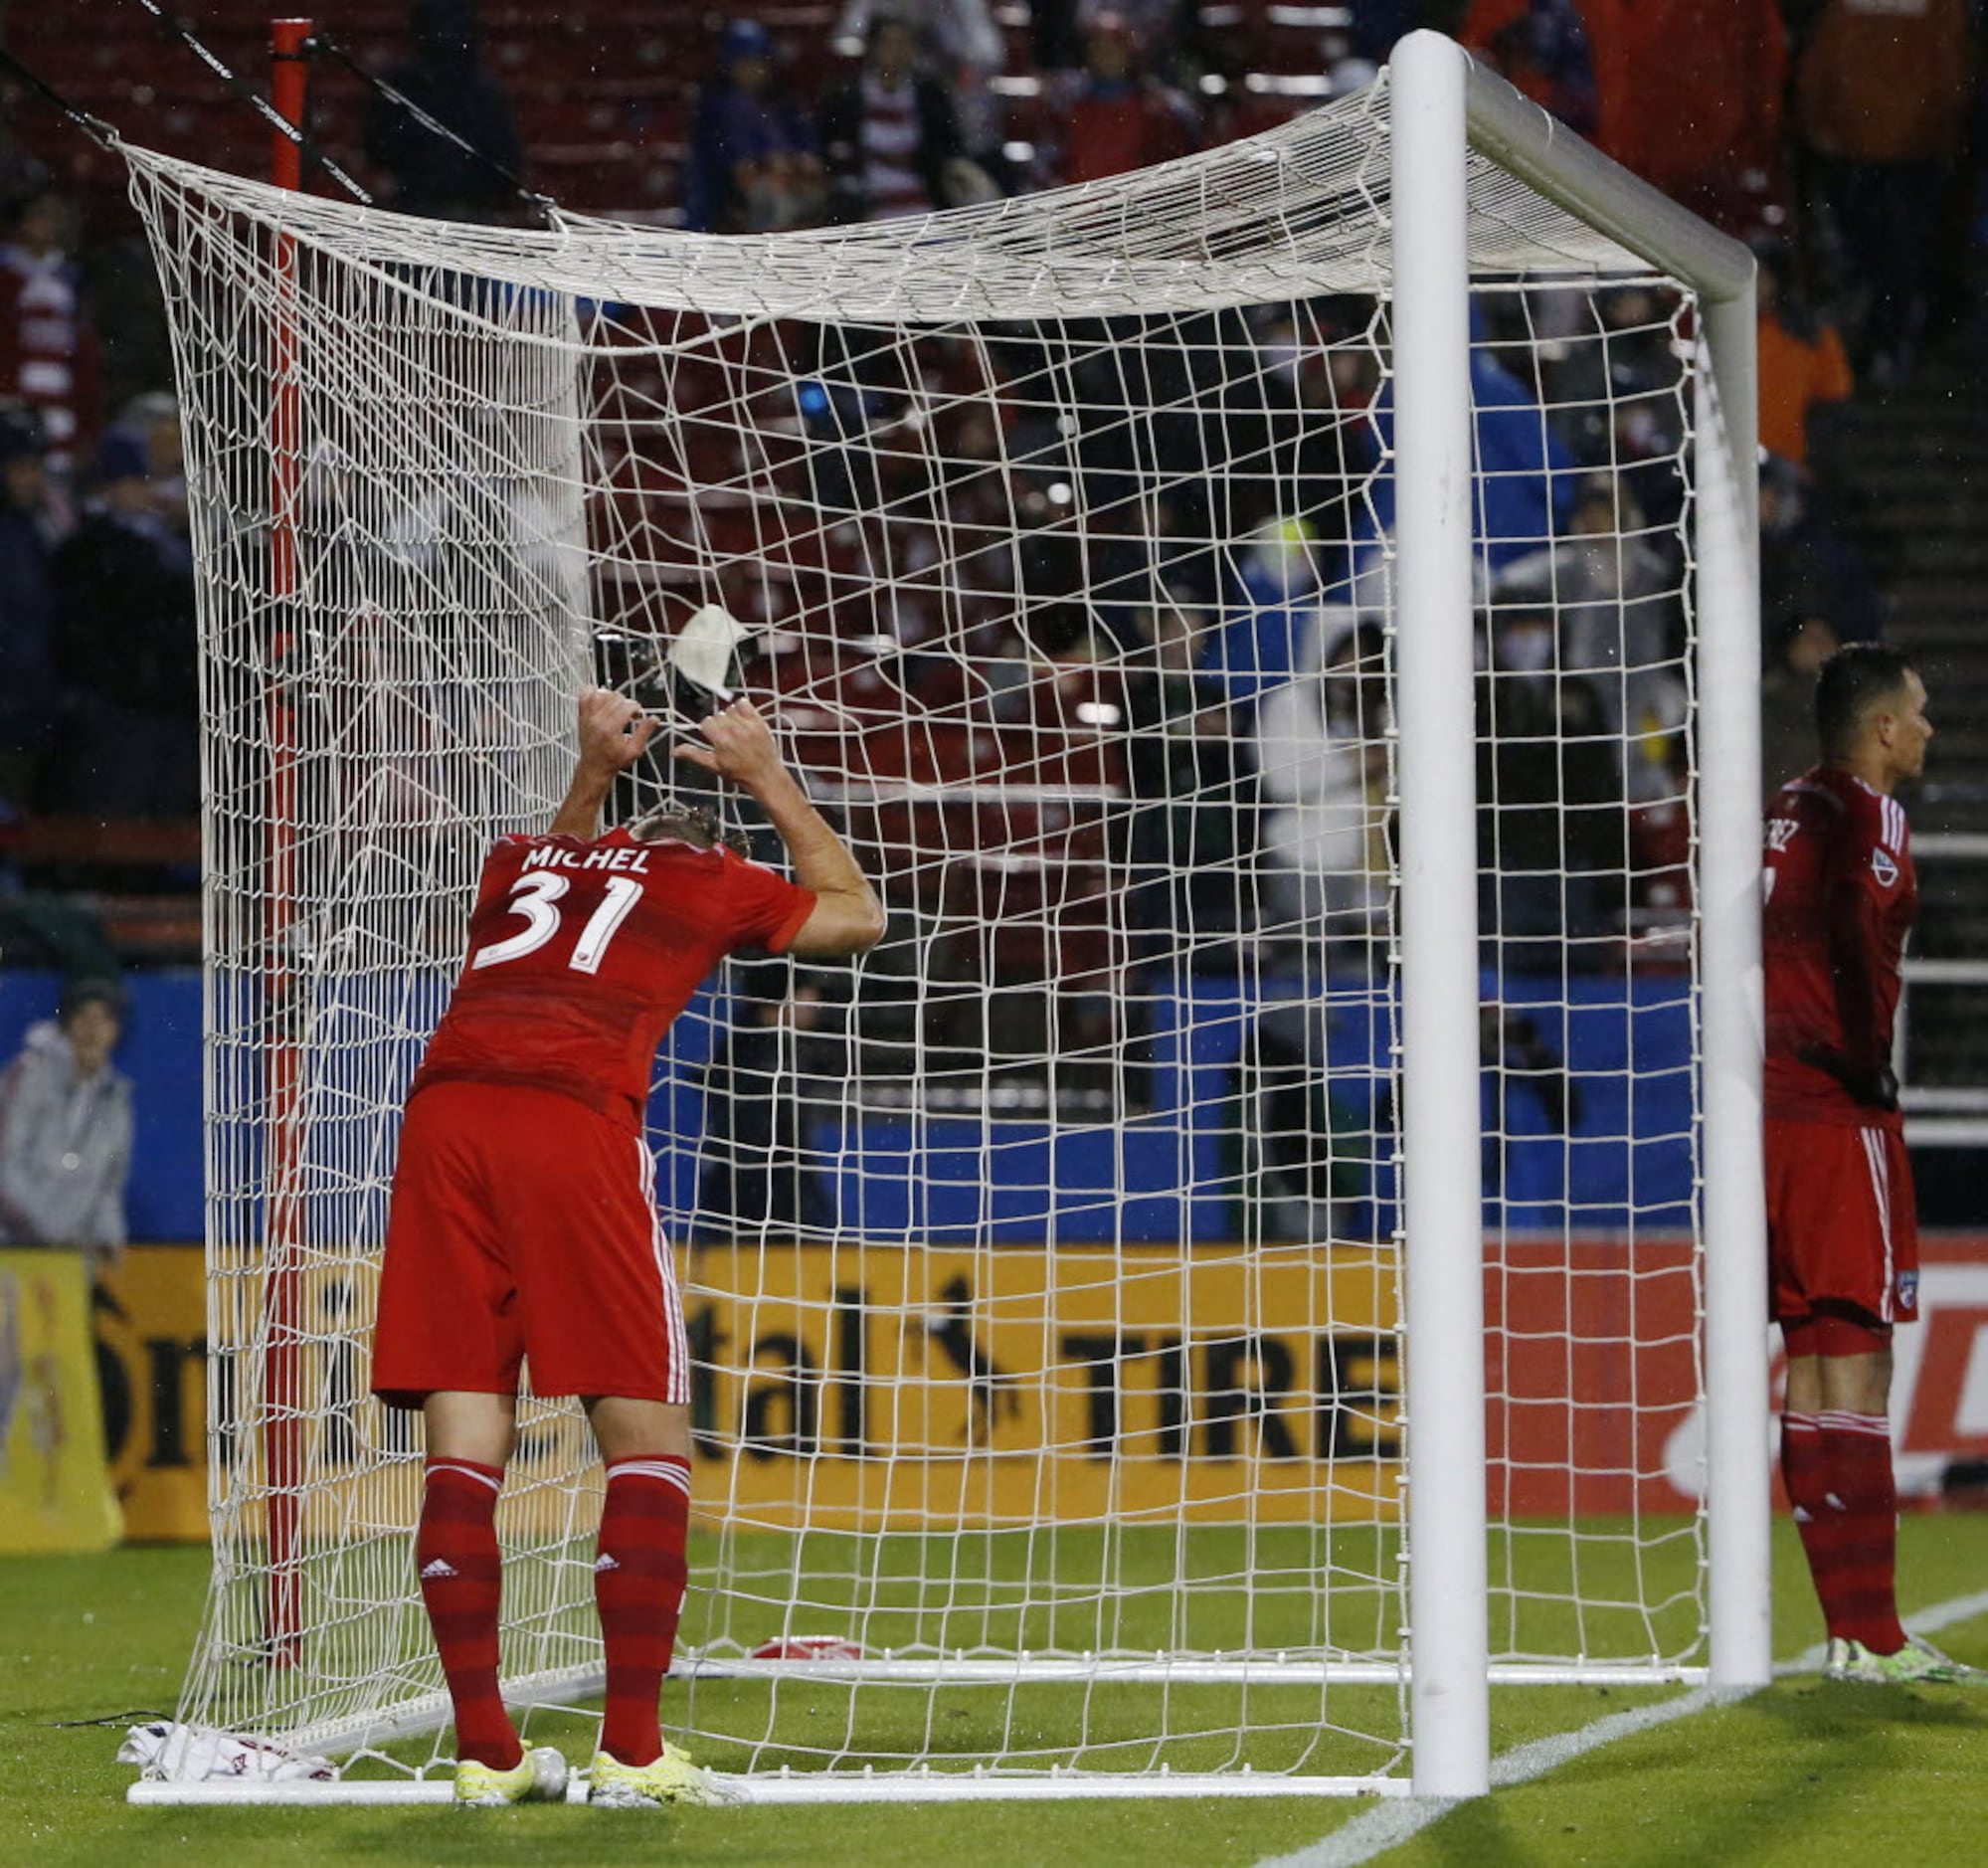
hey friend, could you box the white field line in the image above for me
[1259,1588,1988,1868]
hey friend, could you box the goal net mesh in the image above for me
[125,71,1707,1788]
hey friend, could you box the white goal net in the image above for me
[124,40,1762,1801]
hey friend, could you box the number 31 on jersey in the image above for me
[472,872,642,976]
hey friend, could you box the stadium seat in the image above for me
[12,818,203,964]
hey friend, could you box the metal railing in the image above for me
[1898,833,1988,1148]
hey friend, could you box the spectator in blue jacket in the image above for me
[683,19,823,233]
[53,407,198,818]
[1357,312,1576,572]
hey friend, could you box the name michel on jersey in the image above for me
[520,843,655,875]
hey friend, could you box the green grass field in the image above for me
[4,1517,1986,1868]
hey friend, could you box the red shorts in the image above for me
[371,1081,688,1408]
[1765,1115,1918,1328]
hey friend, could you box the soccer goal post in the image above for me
[123,29,1764,1806]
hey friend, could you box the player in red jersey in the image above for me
[372,687,884,1804]
[1763,643,1971,1685]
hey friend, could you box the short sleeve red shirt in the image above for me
[1762,766,1915,1129]
[410,829,815,1128]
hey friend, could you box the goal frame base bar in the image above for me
[128,1772,1420,1806]
[682,1659,1712,1687]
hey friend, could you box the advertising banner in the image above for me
[687,1233,1988,1521]
[0,1248,120,1552]
[682,1239,1402,1528]
[94,1245,208,1541]
[93,1234,1988,1539]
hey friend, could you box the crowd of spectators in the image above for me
[668,0,1973,994]
[0,369,196,831]
[0,0,1981,1016]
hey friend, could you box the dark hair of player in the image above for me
[628,801,746,855]
[1815,643,1918,760]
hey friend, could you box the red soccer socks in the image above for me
[1782,1410,1908,1655]
[595,1454,693,1768]
[1817,1410,1908,1654]
[417,1457,522,1771]
[1782,1411,1841,1628]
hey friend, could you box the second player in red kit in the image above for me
[1761,644,1973,1686]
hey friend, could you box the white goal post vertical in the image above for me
[1390,32,1492,1799]
[1393,31,1769,1796]
[118,28,1769,1805]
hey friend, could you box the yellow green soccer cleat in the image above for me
[1824,1635,1981,1684]
[452,1745,570,1807]
[586,1743,744,1808]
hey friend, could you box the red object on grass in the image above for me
[750,1635,865,1661]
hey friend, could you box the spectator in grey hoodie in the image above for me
[0,978,132,1276]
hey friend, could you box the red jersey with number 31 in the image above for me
[410,828,815,1129]
[1762,766,1914,1130]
